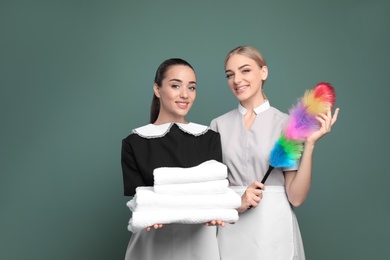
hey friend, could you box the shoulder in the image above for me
[122,123,151,145]
[268,106,289,120]
[210,108,238,127]
[212,108,238,122]
[183,122,221,140]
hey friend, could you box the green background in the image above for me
[1,0,389,259]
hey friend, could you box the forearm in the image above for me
[285,141,315,207]
[286,107,339,206]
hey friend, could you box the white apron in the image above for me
[217,186,305,260]
[125,223,219,260]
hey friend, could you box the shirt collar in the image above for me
[238,100,270,115]
[133,122,209,138]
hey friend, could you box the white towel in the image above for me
[153,160,227,185]
[127,187,241,211]
[153,179,229,195]
[127,208,239,233]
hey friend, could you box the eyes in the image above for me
[171,84,196,91]
[225,69,251,79]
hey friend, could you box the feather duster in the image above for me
[260,82,336,185]
[285,101,320,140]
[261,135,303,183]
[303,82,336,115]
[285,82,336,140]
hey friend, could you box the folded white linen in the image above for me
[127,208,239,233]
[153,179,229,195]
[153,160,227,185]
[127,187,241,211]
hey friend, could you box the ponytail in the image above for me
[149,94,160,123]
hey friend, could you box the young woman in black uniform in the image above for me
[121,58,224,260]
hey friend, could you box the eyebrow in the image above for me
[225,64,251,73]
[169,78,197,84]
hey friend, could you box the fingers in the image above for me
[306,107,339,143]
[239,182,264,211]
[250,181,265,191]
[219,220,226,227]
[317,107,336,131]
[214,220,226,227]
[315,114,329,132]
[204,220,216,226]
[203,220,226,226]
[331,108,339,126]
[146,224,164,231]
[321,107,340,129]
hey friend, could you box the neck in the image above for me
[240,88,267,111]
[240,96,267,112]
[154,114,187,125]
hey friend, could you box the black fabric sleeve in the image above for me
[209,131,223,163]
[121,138,146,196]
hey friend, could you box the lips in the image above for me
[176,101,189,109]
[235,85,248,93]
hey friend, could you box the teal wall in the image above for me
[1,0,389,259]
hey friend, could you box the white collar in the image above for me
[238,100,270,115]
[133,122,209,138]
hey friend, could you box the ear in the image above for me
[260,66,268,81]
[153,83,161,98]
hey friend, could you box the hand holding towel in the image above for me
[128,208,239,233]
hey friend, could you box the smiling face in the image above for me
[154,65,196,124]
[225,53,268,106]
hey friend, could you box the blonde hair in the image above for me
[225,45,267,68]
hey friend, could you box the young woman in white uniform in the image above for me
[210,46,340,260]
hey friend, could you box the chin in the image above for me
[235,94,250,102]
[176,111,189,117]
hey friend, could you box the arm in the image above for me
[121,138,146,196]
[210,131,223,163]
[284,108,340,207]
[122,138,166,231]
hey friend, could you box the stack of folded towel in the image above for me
[127,160,241,233]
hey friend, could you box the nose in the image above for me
[180,87,188,99]
[233,74,242,85]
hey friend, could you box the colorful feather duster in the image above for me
[285,82,336,140]
[261,135,303,183]
[261,82,336,184]
[304,82,336,114]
